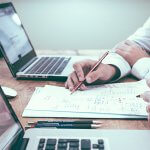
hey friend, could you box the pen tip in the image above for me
[70,90,75,95]
[136,95,141,98]
[93,120,103,124]
[91,124,102,128]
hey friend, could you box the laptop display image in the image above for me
[0,2,93,81]
[0,86,150,150]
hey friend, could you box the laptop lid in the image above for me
[0,86,24,149]
[0,2,36,77]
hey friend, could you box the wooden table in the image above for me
[0,50,150,130]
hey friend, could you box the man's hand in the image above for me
[140,79,150,124]
[65,59,117,91]
[115,40,149,66]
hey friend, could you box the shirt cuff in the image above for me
[102,52,131,81]
[131,57,150,79]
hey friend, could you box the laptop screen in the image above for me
[0,3,33,64]
[0,87,22,149]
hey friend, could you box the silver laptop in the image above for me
[0,2,93,81]
[0,86,150,150]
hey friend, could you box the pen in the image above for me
[34,123,102,129]
[71,51,109,94]
[136,94,141,98]
[28,120,103,125]
[136,91,150,100]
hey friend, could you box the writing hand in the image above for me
[65,59,117,91]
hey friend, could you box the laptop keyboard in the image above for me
[24,57,71,75]
[37,138,107,150]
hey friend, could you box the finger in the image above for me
[141,91,150,102]
[70,71,80,87]
[146,78,150,88]
[116,49,128,58]
[80,84,88,91]
[146,105,150,113]
[65,81,68,89]
[146,105,150,122]
[85,66,104,83]
[73,63,85,81]
[85,71,100,83]
[66,74,75,91]
[73,60,96,81]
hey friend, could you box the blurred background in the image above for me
[1,0,150,50]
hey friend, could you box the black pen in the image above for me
[34,123,102,129]
[28,120,102,125]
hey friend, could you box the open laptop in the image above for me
[0,2,96,81]
[0,86,150,150]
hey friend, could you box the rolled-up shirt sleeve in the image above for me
[131,58,150,79]
[102,52,131,81]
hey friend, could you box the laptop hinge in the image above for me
[19,57,38,72]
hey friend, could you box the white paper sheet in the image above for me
[22,80,149,118]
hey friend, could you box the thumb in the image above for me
[141,91,150,102]
[146,105,150,113]
[86,70,100,83]
[146,78,150,88]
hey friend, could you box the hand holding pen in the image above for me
[136,79,150,123]
[65,51,117,92]
[137,91,150,123]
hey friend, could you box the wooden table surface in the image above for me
[0,50,150,130]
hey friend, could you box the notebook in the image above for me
[0,86,150,150]
[0,2,96,81]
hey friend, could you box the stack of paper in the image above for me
[22,80,149,119]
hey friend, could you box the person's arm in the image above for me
[128,17,150,79]
[116,40,150,79]
[115,17,150,79]
[128,17,150,52]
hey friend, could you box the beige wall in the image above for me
[3,0,150,50]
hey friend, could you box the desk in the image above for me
[0,50,150,130]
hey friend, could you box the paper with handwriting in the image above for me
[24,80,149,116]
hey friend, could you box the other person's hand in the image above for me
[114,40,149,66]
[140,79,150,123]
[65,59,117,91]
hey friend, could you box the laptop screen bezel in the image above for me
[0,2,37,77]
[0,86,24,149]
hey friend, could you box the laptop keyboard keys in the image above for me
[39,138,46,143]
[81,139,91,150]
[24,57,71,76]
[98,139,104,145]
[37,138,107,150]
[46,139,57,145]
[55,58,71,75]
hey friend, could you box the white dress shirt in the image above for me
[102,17,150,80]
